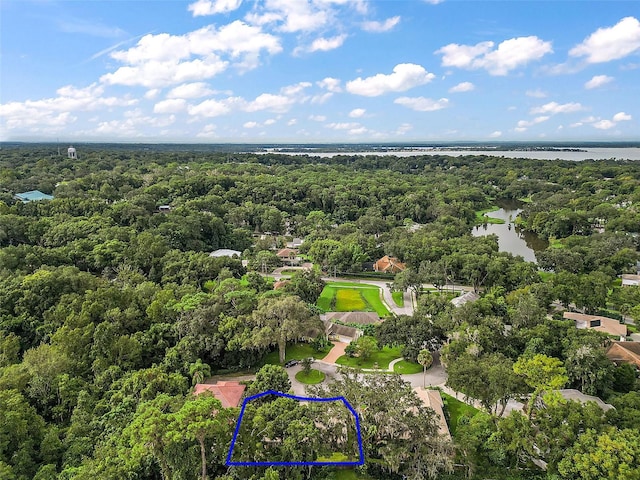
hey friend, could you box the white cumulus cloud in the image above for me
[449,81,475,93]
[362,16,400,33]
[394,96,449,112]
[584,75,614,89]
[489,131,502,138]
[349,108,366,118]
[317,77,342,92]
[307,34,347,53]
[593,119,616,130]
[570,17,640,63]
[167,82,216,99]
[436,36,552,75]
[188,0,242,16]
[346,63,435,97]
[613,111,632,121]
[153,99,187,113]
[530,102,584,115]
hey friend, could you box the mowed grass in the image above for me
[317,282,390,316]
[441,392,482,438]
[335,344,403,370]
[475,206,506,225]
[393,360,423,374]
[295,368,325,384]
[261,343,330,366]
[391,291,404,307]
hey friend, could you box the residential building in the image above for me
[563,312,627,340]
[14,190,54,203]
[209,249,242,258]
[276,248,300,266]
[451,291,480,308]
[413,388,451,439]
[324,311,381,325]
[320,317,362,342]
[373,255,406,274]
[193,381,246,408]
[606,341,640,369]
[621,274,640,287]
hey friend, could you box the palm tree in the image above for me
[417,349,433,388]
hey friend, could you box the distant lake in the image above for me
[263,147,640,161]
[472,205,548,263]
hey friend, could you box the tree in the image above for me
[564,344,614,396]
[558,427,640,480]
[248,364,291,395]
[309,370,454,479]
[392,268,424,299]
[513,354,568,418]
[417,349,433,388]
[246,295,323,364]
[351,336,378,362]
[283,269,325,304]
[168,393,235,480]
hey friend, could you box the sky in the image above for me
[1,0,639,143]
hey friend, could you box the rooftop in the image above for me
[193,381,246,408]
[14,190,54,202]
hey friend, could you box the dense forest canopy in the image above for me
[0,144,639,480]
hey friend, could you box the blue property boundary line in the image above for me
[226,390,365,467]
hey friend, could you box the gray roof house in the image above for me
[14,190,54,203]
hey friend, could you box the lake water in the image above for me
[263,147,640,161]
[472,207,548,263]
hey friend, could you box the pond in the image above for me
[472,204,548,263]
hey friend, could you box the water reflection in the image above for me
[472,207,548,263]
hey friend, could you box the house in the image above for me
[276,248,300,266]
[563,312,627,340]
[606,341,640,369]
[451,291,480,308]
[321,317,362,342]
[324,311,381,325]
[209,249,242,258]
[621,274,640,287]
[559,389,614,412]
[373,255,406,274]
[193,381,246,408]
[14,190,54,203]
[286,238,304,249]
[413,388,451,439]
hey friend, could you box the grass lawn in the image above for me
[295,368,325,384]
[317,282,390,317]
[261,343,330,366]
[441,392,482,438]
[475,206,506,225]
[335,344,403,370]
[391,291,404,307]
[393,360,423,374]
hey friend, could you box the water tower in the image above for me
[68,146,77,159]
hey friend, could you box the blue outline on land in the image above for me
[226,390,365,467]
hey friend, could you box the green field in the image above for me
[262,343,330,365]
[295,368,326,384]
[441,392,482,438]
[335,343,403,370]
[317,282,391,316]
[475,206,506,225]
[393,359,423,374]
[391,291,404,307]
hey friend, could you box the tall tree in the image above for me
[513,354,568,419]
[246,295,323,363]
[417,349,433,388]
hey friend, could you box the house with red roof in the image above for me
[373,255,406,274]
[193,381,246,408]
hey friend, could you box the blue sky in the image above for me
[1,0,639,142]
